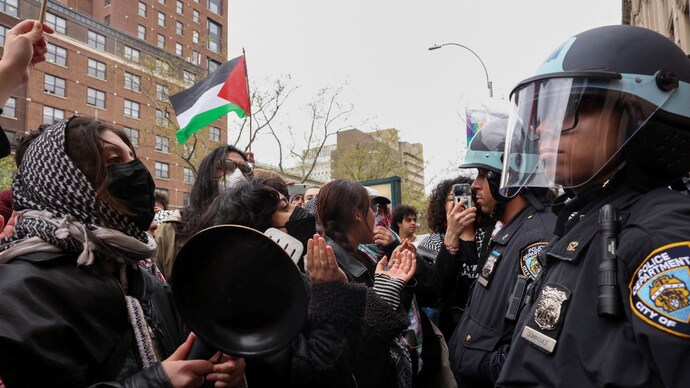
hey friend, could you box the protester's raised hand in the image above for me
[445,199,476,246]
[373,225,395,246]
[376,248,416,283]
[161,333,213,388]
[206,352,246,387]
[0,20,54,88]
[306,234,347,284]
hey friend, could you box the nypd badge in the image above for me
[520,242,547,279]
[521,283,571,353]
[630,241,690,338]
[478,250,502,287]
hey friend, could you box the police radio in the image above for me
[597,204,623,318]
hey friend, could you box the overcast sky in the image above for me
[228,0,622,192]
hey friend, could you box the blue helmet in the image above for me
[502,25,690,194]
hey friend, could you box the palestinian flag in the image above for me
[170,55,250,144]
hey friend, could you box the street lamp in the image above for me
[429,43,493,98]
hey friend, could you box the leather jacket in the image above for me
[0,251,185,387]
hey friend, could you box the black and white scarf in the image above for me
[0,117,155,264]
[0,117,160,366]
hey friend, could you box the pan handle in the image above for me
[187,336,218,360]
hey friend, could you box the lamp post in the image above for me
[429,43,493,98]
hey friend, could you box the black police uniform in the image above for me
[444,196,556,387]
[497,183,690,387]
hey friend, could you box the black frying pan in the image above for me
[171,224,308,358]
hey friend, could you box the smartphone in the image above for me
[453,183,472,208]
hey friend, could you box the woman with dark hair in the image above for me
[187,145,252,217]
[417,176,484,340]
[154,144,254,279]
[0,116,244,386]
[186,179,415,388]
[318,179,419,388]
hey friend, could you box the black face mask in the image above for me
[107,159,156,231]
[282,206,316,256]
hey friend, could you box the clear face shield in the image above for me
[499,77,666,196]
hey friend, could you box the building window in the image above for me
[209,126,220,142]
[124,99,140,119]
[0,25,6,46]
[183,167,194,183]
[183,192,190,206]
[192,30,199,44]
[175,42,183,56]
[207,19,221,52]
[138,1,146,17]
[154,162,169,179]
[105,0,110,5]
[175,21,183,36]
[43,106,64,125]
[191,51,200,65]
[87,88,106,109]
[104,15,110,26]
[155,135,169,152]
[183,70,195,84]
[45,13,67,34]
[155,59,169,76]
[208,0,222,15]
[87,58,107,80]
[44,74,66,97]
[158,0,166,4]
[124,72,141,91]
[156,84,169,101]
[157,34,165,49]
[137,25,146,40]
[156,109,169,126]
[124,127,139,146]
[3,97,15,117]
[208,58,220,73]
[176,0,183,14]
[158,11,166,27]
[87,31,106,50]
[124,46,140,63]
[47,43,67,66]
[193,9,200,23]
[0,0,18,17]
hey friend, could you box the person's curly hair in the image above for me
[426,176,474,234]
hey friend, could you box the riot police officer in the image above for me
[497,25,690,386]
[438,118,556,387]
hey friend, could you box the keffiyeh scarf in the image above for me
[0,117,154,264]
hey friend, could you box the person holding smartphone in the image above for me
[437,117,557,387]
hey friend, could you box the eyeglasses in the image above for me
[219,159,253,176]
[370,204,380,214]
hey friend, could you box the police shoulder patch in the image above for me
[630,241,690,338]
[520,242,547,279]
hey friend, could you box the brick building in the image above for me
[0,0,229,208]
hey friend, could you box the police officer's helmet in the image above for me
[460,118,514,202]
[501,25,690,194]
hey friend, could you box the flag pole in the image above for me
[243,47,252,152]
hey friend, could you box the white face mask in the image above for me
[218,168,247,192]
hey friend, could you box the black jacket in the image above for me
[446,199,556,387]
[326,239,411,388]
[244,280,369,388]
[0,252,184,387]
[497,184,690,387]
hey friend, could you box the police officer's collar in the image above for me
[553,179,620,237]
